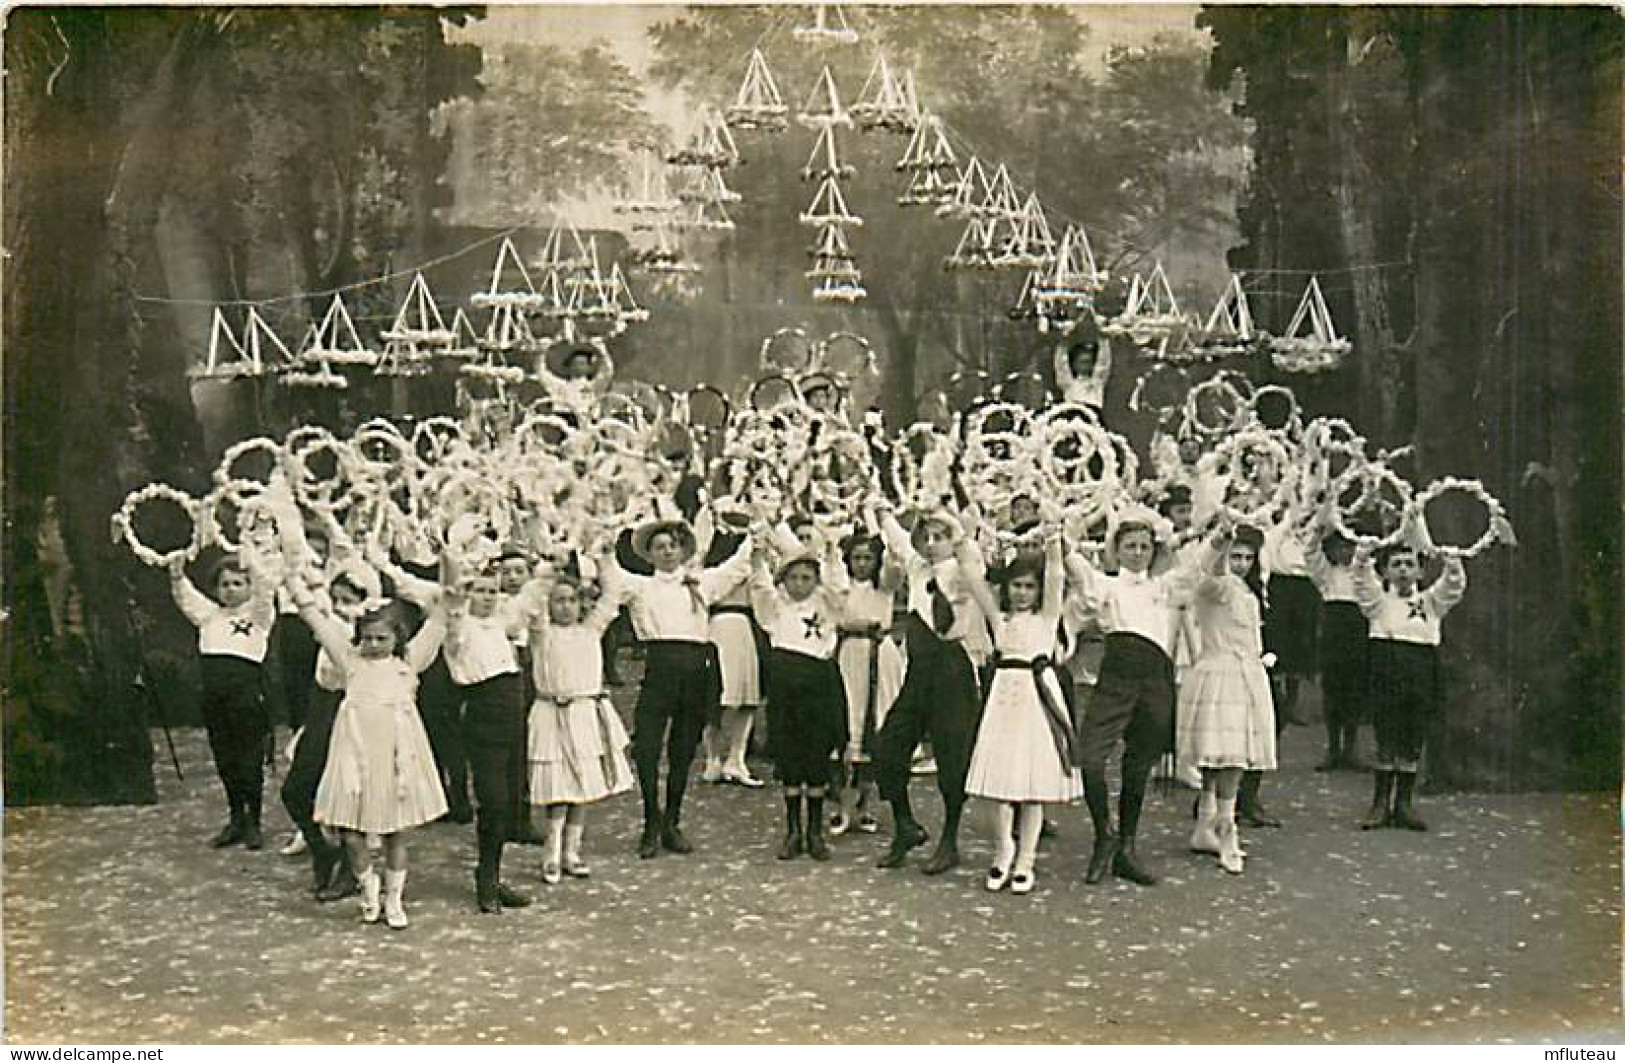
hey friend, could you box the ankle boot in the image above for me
[778,794,803,860]
[1111,837,1158,886]
[1084,830,1118,884]
[637,814,661,859]
[475,868,501,914]
[1360,770,1395,830]
[1237,771,1281,828]
[240,803,264,851]
[211,803,246,849]
[383,869,409,930]
[358,869,382,923]
[804,795,830,861]
[1390,771,1428,831]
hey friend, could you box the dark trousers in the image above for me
[281,686,343,854]
[273,613,319,732]
[1319,602,1369,734]
[199,656,269,823]
[459,673,527,880]
[1368,640,1438,772]
[418,650,470,811]
[632,641,719,826]
[1076,634,1175,842]
[875,621,981,817]
[508,647,536,834]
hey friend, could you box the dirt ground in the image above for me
[5,674,1620,1045]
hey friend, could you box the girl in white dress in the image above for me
[292,585,448,930]
[1177,524,1277,875]
[831,531,905,835]
[964,533,1081,895]
[528,574,635,884]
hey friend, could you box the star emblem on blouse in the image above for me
[802,613,824,641]
[229,619,256,637]
[1406,600,1429,621]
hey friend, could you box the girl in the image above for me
[168,553,278,851]
[1178,525,1278,875]
[1352,542,1466,831]
[528,572,635,883]
[963,534,1079,895]
[831,531,904,835]
[749,541,850,861]
[292,585,448,930]
[701,508,765,788]
[1052,315,1113,413]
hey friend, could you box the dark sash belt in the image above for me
[838,624,886,750]
[995,654,1074,772]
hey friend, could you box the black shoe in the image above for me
[496,882,532,908]
[660,823,693,854]
[1391,773,1427,831]
[920,842,959,876]
[476,873,501,914]
[876,819,929,869]
[316,870,360,904]
[241,821,264,851]
[210,820,245,849]
[311,843,341,893]
[777,829,801,861]
[1360,770,1396,830]
[637,825,661,859]
[1237,803,1282,829]
[509,821,547,846]
[1112,846,1159,886]
[1084,833,1118,884]
[805,826,830,862]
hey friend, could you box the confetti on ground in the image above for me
[4,675,1619,1043]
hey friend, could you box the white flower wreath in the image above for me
[115,483,203,568]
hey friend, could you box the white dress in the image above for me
[315,654,448,834]
[1175,573,1278,772]
[529,615,634,805]
[965,612,1083,803]
[834,581,905,762]
[708,582,762,708]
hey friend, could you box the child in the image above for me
[1307,530,1367,771]
[496,548,549,844]
[443,564,536,914]
[292,588,448,930]
[873,502,985,875]
[1051,315,1113,413]
[963,534,1079,895]
[168,554,278,850]
[750,541,850,860]
[528,573,634,883]
[1178,525,1277,875]
[832,531,904,835]
[1066,514,1204,885]
[602,505,756,859]
[700,509,765,788]
[1352,542,1466,831]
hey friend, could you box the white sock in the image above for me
[1198,789,1219,823]
[1014,804,1043,874]
[1216,796,1237,825]
[993,803,1017,869]
[545,812,566,865]
[564,822,585,863]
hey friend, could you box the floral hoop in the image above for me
[1411,476,1513,560]
[288,435,354,513]
[201,478,277,555]
[1328,462,1414,550]
[115,483,203,568]
[212,436,283,494]
[411,416,466,463]
[1213,428,1295,527]
[1246,384,1303,439]
[1184,375,1247,438]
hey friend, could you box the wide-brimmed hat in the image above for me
[544,339,604,380]
[631,511,697,565]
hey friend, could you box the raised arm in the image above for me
[406,610,448,673]
[1351,548,1385,619]
[290,576,355,665]
[1426,556,1468,620]
[1053,342,1077,394]
[167,560,216,628]
[698,531,755,602]
[1040,534,1065,621]
[745,557,780,628]
[367,546,441,610]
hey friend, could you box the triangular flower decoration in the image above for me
[801,125,855,182]
[190,308,257,380]
[806,223,862,283]
[935,157,988,220]
[630,220,700,275]
[675,166,742,205]
[945,217,1000,270]
[617,149,682,216]
[726,49,789,132]
[1026,225,1104,326]
[798,65,851,129]
[992,193,1056,269]
[1205,274,1255,338]
[799,175,863,228]
[381,273,454,346]
[667,108,740,169]
[1270,275,1351,373]
[471,236,542,312]
[1105,261,1188,346]
[792,3,859,45]
[851,52,917,133]
[980,163,1021,219]
[300,295,377,366]
[677,199,736,232]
